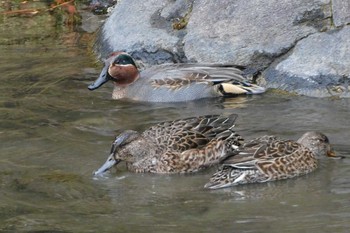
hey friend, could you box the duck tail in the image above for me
[217,82,266,96]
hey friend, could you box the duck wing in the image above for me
[142,114,242,153]
[205,135,318,189]
[222,135,312,172]
[145,63,265,95]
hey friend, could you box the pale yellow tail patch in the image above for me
[220,83,248,94]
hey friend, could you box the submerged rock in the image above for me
[94,0,350,97]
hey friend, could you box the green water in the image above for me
[1,4,350,233]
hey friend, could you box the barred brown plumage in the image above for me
[205,132,341,189]
[93,114,243,175]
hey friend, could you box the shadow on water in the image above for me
[1,2,350,232]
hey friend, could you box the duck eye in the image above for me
[323,136,329,143]
[113,58,128,65]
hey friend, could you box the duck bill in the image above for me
[327,150,336,157]
[327,149,344,159]
[88,65,110,90]
[93,153,120,176]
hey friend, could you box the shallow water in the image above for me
[1,7,350,233]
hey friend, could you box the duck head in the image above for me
[93,130,141,176]
[88,52,139,90]
[297,131,343,159]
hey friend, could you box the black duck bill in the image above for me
[88,65,110,90]
[93,153,120,176]
[93,135,124,176]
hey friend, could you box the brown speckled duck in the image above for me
[205,132,342,189]
[93,114,243,175]
[88,52,265,102]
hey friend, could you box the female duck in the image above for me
[88,52,265,102]
[205,132,342,189]
[93,114,243,175]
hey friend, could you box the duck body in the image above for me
[93,114,244,175]
[111,64,225,102]
[88,52,266,102]
[205,132,338,189]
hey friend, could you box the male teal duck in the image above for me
[205,132,342,189]
[88,52,265,102]
[93,114,243,175]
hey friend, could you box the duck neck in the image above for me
[111,67,140,86]
[111,72,140,99]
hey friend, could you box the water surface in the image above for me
[0,6,350,233]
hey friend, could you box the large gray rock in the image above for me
[94,0,190,65]
[332,0,350,27]
[263,26,350,97]
[184,0,331,66]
